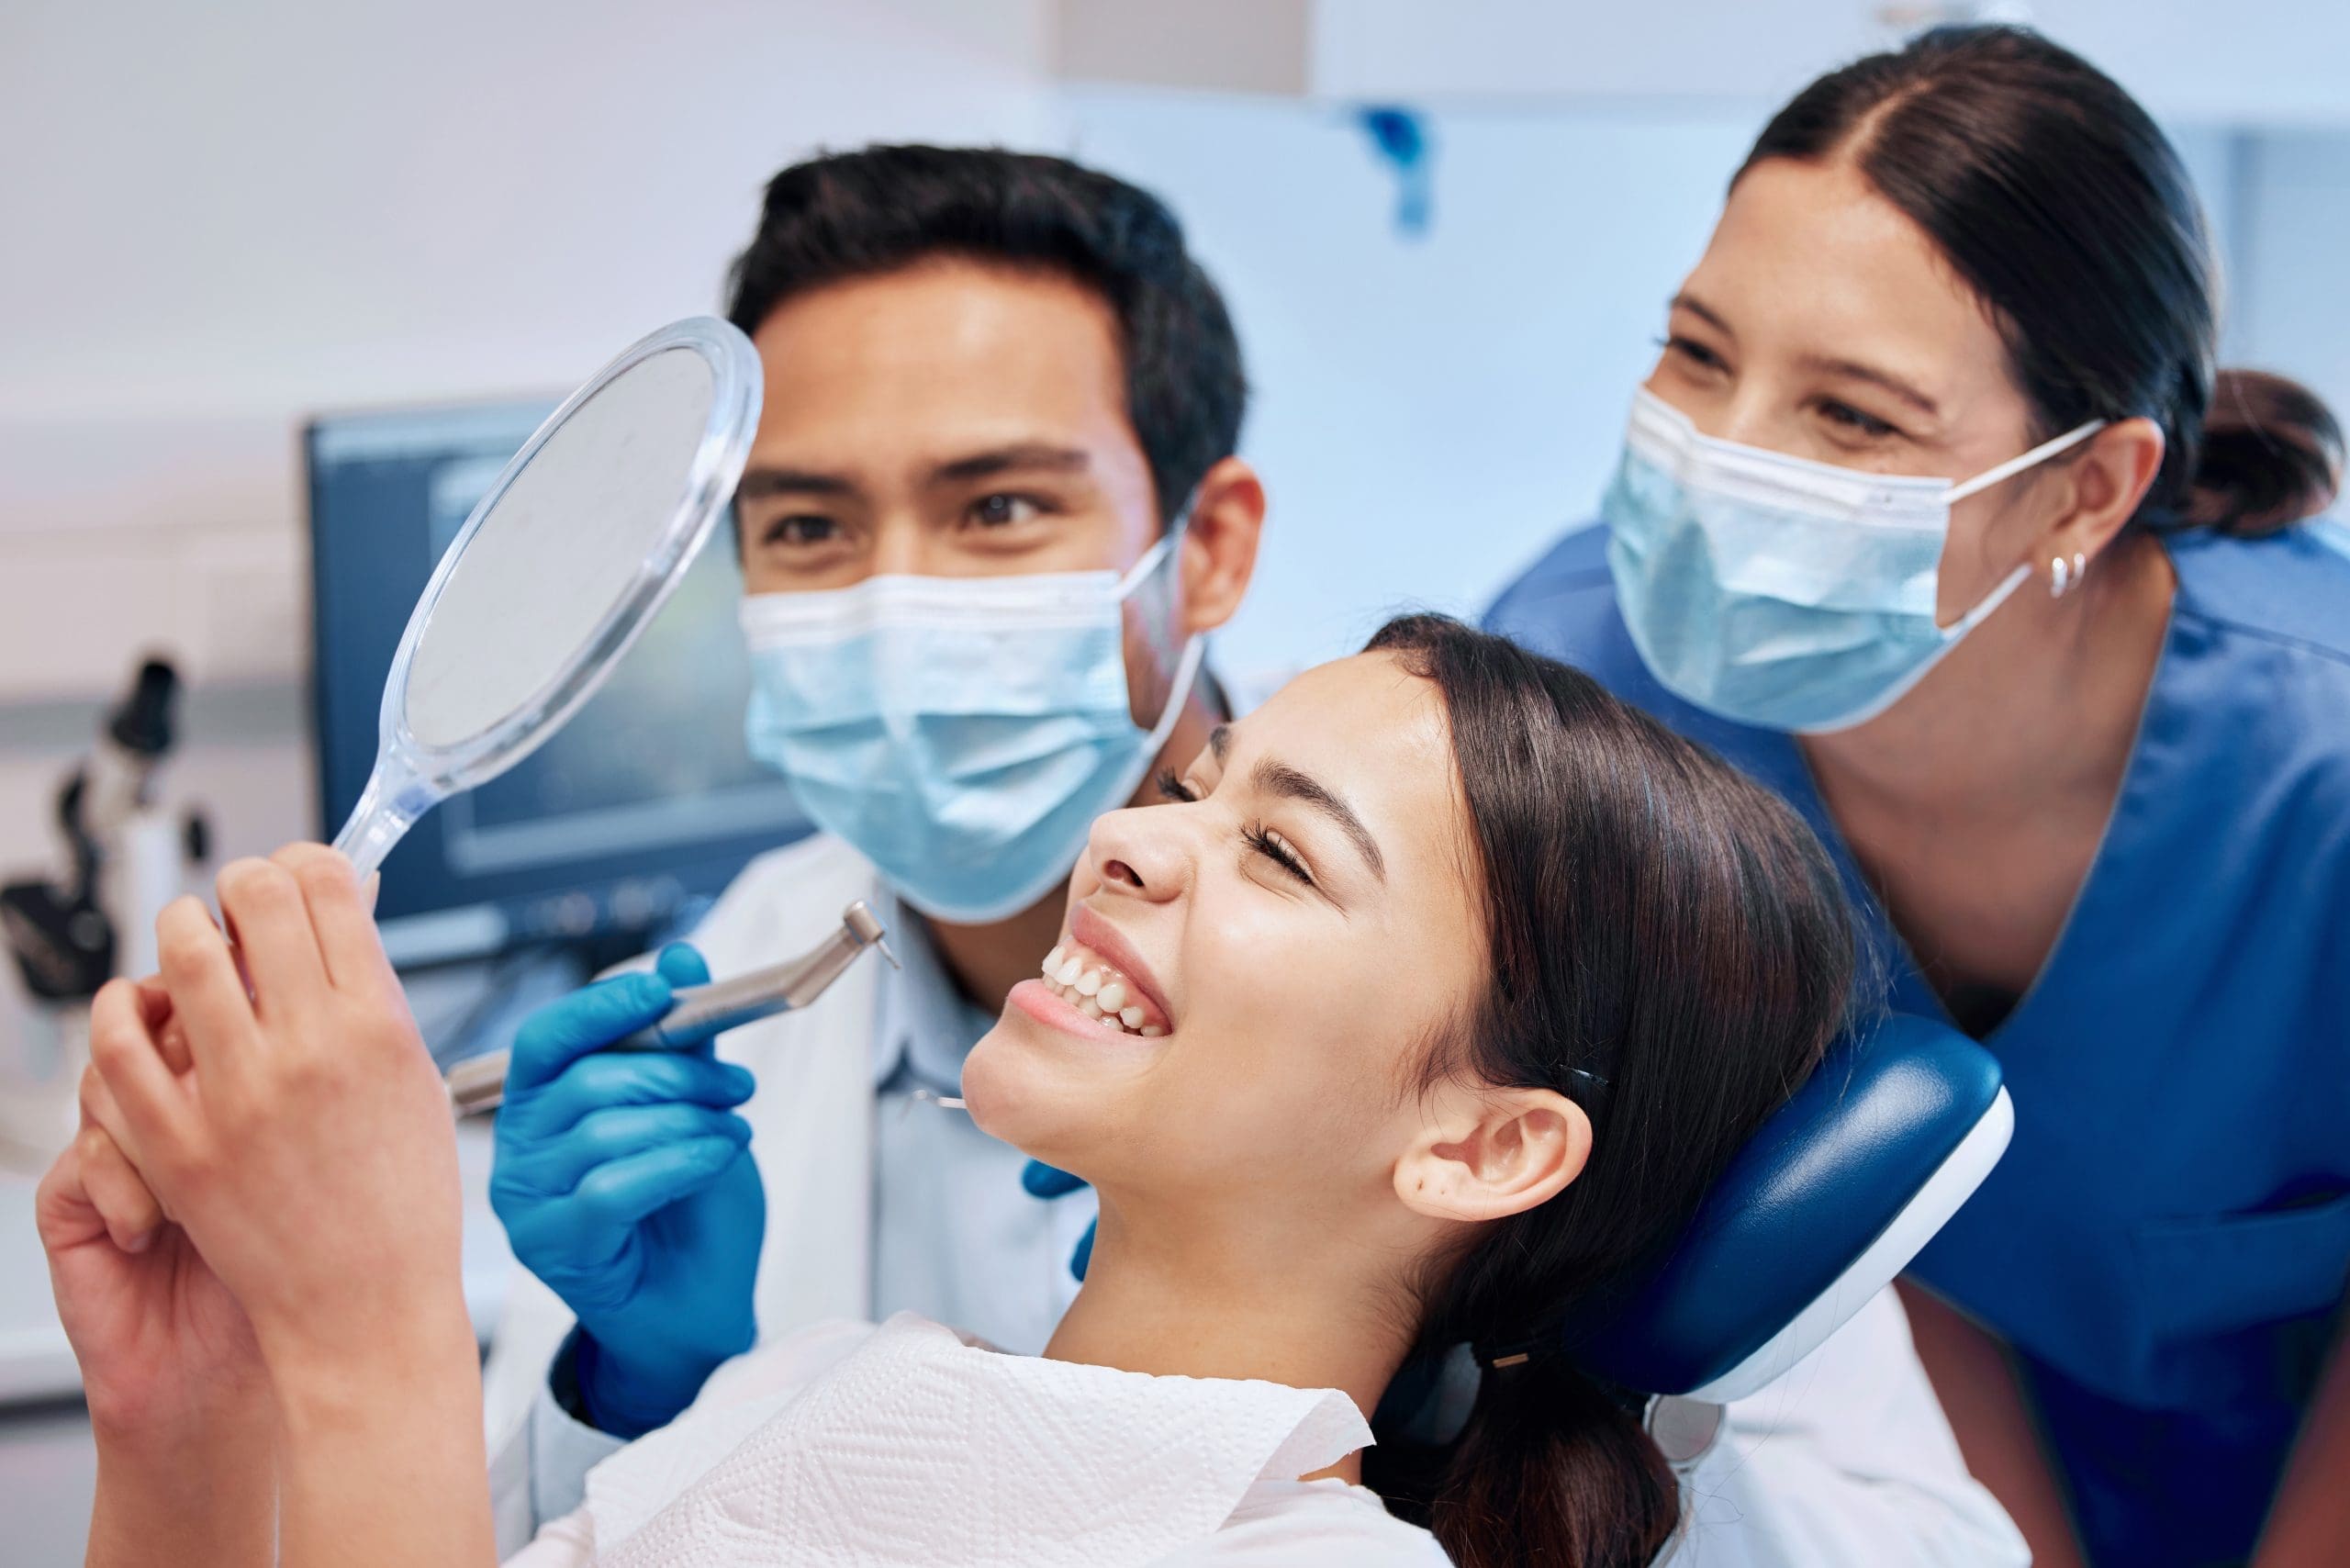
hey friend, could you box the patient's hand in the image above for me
[38,1055,266,1442]
[38,1031,277,1568]
[86,844,468,1376]
[84,841,498,1566]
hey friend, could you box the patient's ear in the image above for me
[1393,1086,1591,1223]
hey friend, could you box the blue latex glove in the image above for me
[489,944,764,1438]
[1022,1159,1096,1281]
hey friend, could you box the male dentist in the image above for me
[481,145,2023,1567]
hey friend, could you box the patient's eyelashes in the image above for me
[1242,825,1313,887]
[1153,767,1313,887]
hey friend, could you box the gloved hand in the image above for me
[1021,1159,1096,1281]
[490,944,763,1439]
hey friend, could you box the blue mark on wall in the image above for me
[1356,105,1433,239]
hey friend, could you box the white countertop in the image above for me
[0,1118,518,1406]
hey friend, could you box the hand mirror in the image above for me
[332,317,762,876]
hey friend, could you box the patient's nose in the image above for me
[1085,805,1186,903]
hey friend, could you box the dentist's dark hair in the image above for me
[1743,24,2339,537]
[724,144,1247,523]
[1360,616,1855,1568]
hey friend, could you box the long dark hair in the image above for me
[1744,24,2340,537]
[1361,616,1856,1568]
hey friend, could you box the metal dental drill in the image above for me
[445,900,900,1116]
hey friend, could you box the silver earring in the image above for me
[2049,551,2087,599]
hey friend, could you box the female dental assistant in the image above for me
[1489,26,2350,1568]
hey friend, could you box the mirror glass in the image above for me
[403,347,716,748]
[332,317,761,875]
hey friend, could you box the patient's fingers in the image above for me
[76,1062,174,1222]
[156,896,261,1081]
[215,857,330,1024]
[132,977,193,1074]
[73,1122,165,1252]
[84,978,191,1154]
[272,844,391,999]
[79,1062,133,1160]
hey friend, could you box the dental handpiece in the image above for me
[444,900,899,1117]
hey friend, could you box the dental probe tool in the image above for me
[446,900,900,1117]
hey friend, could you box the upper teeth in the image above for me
[1040,944,1165,1037]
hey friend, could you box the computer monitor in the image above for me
[306,399,810,969]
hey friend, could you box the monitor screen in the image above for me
[307,400,809,968]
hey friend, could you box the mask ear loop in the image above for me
[1113,481,1205,599]
[1117,489,1209,750]
[1935,420,2109,633]
[1945,419,2107,505]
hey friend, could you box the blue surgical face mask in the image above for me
[1604,388,2104,734]
[739,530,1201,924]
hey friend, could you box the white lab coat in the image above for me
[482,833,2025,1566]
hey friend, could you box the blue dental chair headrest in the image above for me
[1558,1012,2012,1402]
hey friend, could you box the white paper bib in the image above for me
[590,1314,1374,1568]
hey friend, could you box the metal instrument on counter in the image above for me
[446,899,898,1115]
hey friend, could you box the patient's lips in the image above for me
[1036,940,1169,1036]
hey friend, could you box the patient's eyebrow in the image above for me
[1250,756,1385,881]
[1209,723,1231,763]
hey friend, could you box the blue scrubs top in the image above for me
[1487,522,2350,1567]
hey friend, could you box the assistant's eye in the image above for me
[1818,399,1898,439]
[1661,334,1728,374]
[1151,768,1199,803]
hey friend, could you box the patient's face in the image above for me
[961,652,1484,1227]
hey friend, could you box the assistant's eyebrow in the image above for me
[1797,353,1942,419]
[1250,756,1385,881]
[1669,291,1737,340]
[926,443,1091,487]
[735,465,856,500]
[1673,291,1941,420]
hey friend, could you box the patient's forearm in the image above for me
[84,1395,275,1568]
[268,1305,498,1568]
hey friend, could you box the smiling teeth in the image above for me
[1039,944,1165,1037]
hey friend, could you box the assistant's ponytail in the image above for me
[2186,369,2344,536]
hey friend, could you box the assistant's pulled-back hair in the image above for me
[1361,615,1856,1568]
[724,144,1247,521]
[1743,24,2341,537]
